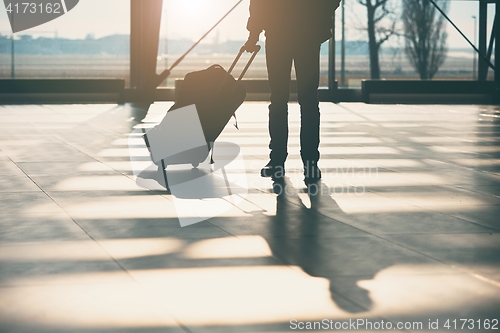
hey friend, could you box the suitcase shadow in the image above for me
[137,166,248,200]
[135,141,247,201]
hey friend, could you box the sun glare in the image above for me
[163,0,249,41]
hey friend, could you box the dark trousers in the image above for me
[265,34,321,166]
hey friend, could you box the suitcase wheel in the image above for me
[192,163,199,168]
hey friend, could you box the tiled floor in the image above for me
[0,102,499,333]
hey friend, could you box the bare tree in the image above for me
[402,0,449,80]
[357,0,398,79]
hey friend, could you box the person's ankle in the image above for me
[303,161,321,183]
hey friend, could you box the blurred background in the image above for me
[0,0,496,88]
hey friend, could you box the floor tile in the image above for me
[0,169,40,192]
[443,204,500,231]
[330,270,500,327]
[329,209,496,235]
[30,174,141,192]
[0,283,185,333]
[16,161,118,176]
[76,217,232,240]
[1,102,500,332]
[386,233,500,281]
[0,212,89,242]
[0,240,125,286]
[0,192,64,214]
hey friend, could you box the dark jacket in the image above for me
[247,0,340,43]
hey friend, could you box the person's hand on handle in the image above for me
[243,31,260,52]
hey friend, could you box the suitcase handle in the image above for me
[228,45,261,81]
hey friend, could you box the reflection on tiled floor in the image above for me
[1,102,499,332]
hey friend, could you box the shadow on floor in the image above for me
[266,178,372,313]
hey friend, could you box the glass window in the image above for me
[158,0,330,88]
[157,0,257,88]
[336,0,496,88]
[0,0,130,85]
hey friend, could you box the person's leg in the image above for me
[265,35,293,169]
[293,40,322,181]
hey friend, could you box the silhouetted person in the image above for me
[244,0,340,184]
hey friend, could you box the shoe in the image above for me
[261,162,285,179]
[304,162,321,185]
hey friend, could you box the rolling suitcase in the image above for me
[143,45,261,174]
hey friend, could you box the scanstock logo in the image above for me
[4,0,79,33]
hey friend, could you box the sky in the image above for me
[0,0,496,49]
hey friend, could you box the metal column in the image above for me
[130,0,163,102]
[478,0,488,80]
[496,0,500,100]
[329,10,337,102]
